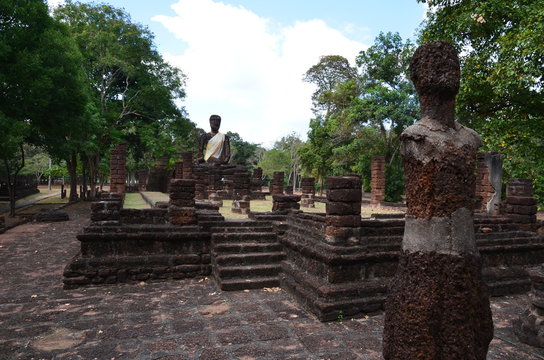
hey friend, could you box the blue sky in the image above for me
[48,0,427,147]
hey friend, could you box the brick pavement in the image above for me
[1,201,544,359]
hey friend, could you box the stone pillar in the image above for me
[272,194,300,212]
[232,195,251,214]
[109,143,128,194]
[301,177,316,208]
[174,161,183,179]
[181,152,193,179]
[270,172,284,195]
[168,179,196,226]
[208,192,223,208]
[514,266,544,347]
[502,178,538,229]
[371,156,385,205]
[251,168,263,191]
[325,176,361,244]
[90,192,123,225]
[383,42,493,360]
[475,152,503,215]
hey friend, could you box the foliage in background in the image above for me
[418,0,544,207]
[300,33,417,200]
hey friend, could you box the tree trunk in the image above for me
[67,151,78,202]
[7,173,16,217]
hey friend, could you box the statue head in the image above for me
[209,114,221,133]
[409,41,460,100]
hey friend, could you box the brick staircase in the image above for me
[210,220,285,290]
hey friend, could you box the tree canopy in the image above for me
[418,0,544,206]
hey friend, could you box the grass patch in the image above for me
[123,193,150,209]
[34,195,68,205]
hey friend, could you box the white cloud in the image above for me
[46,0,66,11]
[154,0,367,147]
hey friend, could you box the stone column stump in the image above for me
[272,194,300,212]
[271,172,284,195]
[301,177,316,208]
[475,152,503,215]
[168,179,196,226]
[502,178,538,230]
[181,152,193,179]
[371,156,385,205]
[514,266,544,347]
[109,143,128,194]
[325,176,362,244]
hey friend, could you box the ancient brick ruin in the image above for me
[514,265,544,347]
[300,177,315,208]
[270,171,284,195]
[476,152,503,215]
[109,143,128,194]
[370,156,385,205]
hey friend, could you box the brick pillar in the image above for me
[475,152,503,215]
[272,194,300,212]
[301,177,315,208]
[514,266,544,346]
[271,172,284,195]
[181,152,193,179]
[502,178,538,229]
[383,42,493,360]
[325,176,361,244]
[232,172,251,214]
[251,168,263,191]
[109,143,128,194]
[168,179,196,226]
[174,161,183,179]
[371,156,385,205]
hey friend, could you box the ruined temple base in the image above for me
[383,251,494,360]
[514,266,544,347]
[63,224,211,289]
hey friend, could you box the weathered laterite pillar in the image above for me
[251,168,263,191]
[300,177,316,208]
[325,176,361,244]
[174,161,183,179]
[181,152,193,179]
[383,42,493,360]
[271,171,284,195]
[272,194,300,212]
[168,179,197,226]
[137,170,147,191]
[371,156,385,205]
[109,143,128,194]
[475,152,503,215]
[514,266,544,347]
[502,178,538,230]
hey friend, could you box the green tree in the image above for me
[303,55,358,116]
[257,149,291,183]
[274,133,303,192]
[418,0,544,206]
[54,2,194,197]
[1,0,89,210]
[226,131,261,166]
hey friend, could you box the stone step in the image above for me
[476,236,543,247]
[213,242,283,254]
[216,264,282,279]
[215,252,285,266]
[216,220,272,227]
[475,231,536,240]
[218,276,280,291]
[360,226,405,236]
[210,226,274,233]
[250,213,288,222]
[212,232,278,244]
